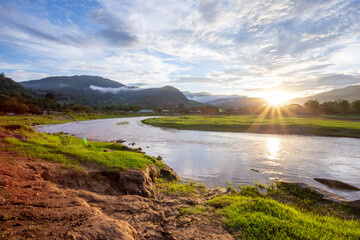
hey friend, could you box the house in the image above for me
[138,109,155,113]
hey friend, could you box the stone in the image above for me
[314,178,360,191]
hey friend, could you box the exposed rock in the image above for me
[0,147,232,239]
[66,214,137,240]
[314,178,360,191]
[251,168,259,172]
[118,167,156,198]
[159,165,179,182]
[279,181,350,202]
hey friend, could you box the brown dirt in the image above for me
[0,129,233,240]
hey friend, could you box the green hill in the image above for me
[290,85,360,104]
[0,73,32,98]
[20,75,198,108]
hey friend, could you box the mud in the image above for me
[0,129,232,240]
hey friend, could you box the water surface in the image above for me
[36,117,360,200]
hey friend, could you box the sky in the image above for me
[0,0,359,97]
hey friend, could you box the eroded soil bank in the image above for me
[0,129,232,240]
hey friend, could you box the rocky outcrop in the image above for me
[0,144,232,240]
[40,165,157,198]
[118,167,156,198]
[314,178,360,191]
[279,181,350,202]
[66,213,137,240]
[159,165,179,182]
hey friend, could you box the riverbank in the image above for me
[1,115,360,239]
[142,115,360,138]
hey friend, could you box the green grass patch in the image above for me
[0,114,162,170]
[3,132,159,170]
[156,179,207,197]
[143,115,360,138]
[117,121,129,125]
[208,194,360,239]
[0,112,151,128]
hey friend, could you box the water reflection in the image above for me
[266,137,280,161]
[35,117,360,201]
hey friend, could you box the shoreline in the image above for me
[142,115,360,139]
[1,114,360,239]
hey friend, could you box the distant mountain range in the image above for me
[3,74,358,110]
[183,91,267,109]
[184,84,360,109]
[20,75,199,108]
[289,85,360,104]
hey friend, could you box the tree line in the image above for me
[287,99,360,115]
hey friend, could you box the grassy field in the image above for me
[0,112,150,127]
[0,114,163,170]
[178,183,360,240]
[143,115,360,138]
[1,114,360,239]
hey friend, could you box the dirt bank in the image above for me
[0,129,232,240]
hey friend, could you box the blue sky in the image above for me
[0,0,359,97]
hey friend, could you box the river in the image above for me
[36,117,360,201]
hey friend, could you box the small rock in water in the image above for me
[114,139,126,143]
[156,156,163,161]
[131,142,136,146]
[251,168,260,173]
[314,178,360,191]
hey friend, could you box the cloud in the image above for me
[174,77,215,84]
[7,70,49,82]
[89,85,140,93]
[245,73,360,96]
[198,0,220,23]
[91,9,139,47]
[0,0,360,96]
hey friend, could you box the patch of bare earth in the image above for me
[0,130,232,240]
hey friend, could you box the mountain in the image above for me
[208,96,267,109]
[289,85,360,104]
[183,91,239,104]
[0,73,32,98]
[21,75,126,90]
[183,91,267,109]
[0,73,32,107]
[20,75,197,108]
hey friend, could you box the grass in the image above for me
[161,180,360,239]
[0,115,163,170]
[0,112,146,127]
[208,194,360,239]
[201,183,360,240]
[2,114,360,239]
[143,115,360,138]
[156,178,207,197]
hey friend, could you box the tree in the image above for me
[45,92,56,100]
[320,101,339,115]
[28,104,42,114]
[287,104,306,115]
[1,98,29,114]
[335,99,350,115]
[304,100,320,114]
[351,100,360,113]
[178,103,185,110]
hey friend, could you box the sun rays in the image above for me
[246,91,298,134]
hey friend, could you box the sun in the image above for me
[262,91,294,106]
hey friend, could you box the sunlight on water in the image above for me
[36,117,360,200]
[266,137,280,161]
